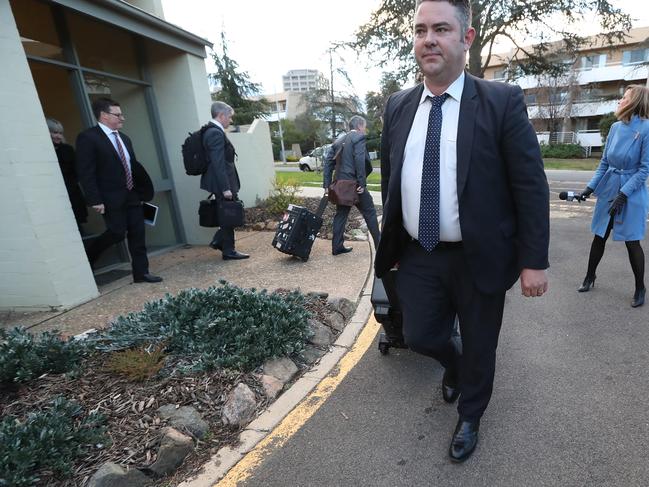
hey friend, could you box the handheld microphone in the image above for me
[559,191,587,202]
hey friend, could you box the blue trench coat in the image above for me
[588,115,649,241]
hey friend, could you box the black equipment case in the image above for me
[272,195,328,261]
[370,269,407,354]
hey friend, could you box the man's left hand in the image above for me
[356,186,365,194]
[520,269,548,297]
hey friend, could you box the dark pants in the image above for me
[86,192,149,278]
[396,240,505,421]
[211,226,235,254]
[332,190,380,251]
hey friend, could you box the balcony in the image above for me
[527,98,618,118]
[513,62,649,90]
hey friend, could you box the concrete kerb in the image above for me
[179,239,378,486]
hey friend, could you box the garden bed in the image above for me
[0,286,354,486]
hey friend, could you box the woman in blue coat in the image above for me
[577,84,649,307]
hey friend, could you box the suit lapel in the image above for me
[393,84,424,173]
[457,74,477,200]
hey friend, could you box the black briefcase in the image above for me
[199,195,219,227]
[218,199,245,228]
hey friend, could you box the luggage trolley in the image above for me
[370,269,461,355]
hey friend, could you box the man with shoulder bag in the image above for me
[200,101,249,260]
[323,115,381,255]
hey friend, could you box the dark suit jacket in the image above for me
[375,73,550,294]
[76,126,154,209]
[55,142,87,223]
[323,131,371,188]
[200,124,240,196]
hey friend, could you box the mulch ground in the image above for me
[0,293,339,486]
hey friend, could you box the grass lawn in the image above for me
[543,158,600,170]
[275,171,382,191]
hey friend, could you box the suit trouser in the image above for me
[211,227,235,254]
[332,190,381,250]
[395,240,505,421]
[86,193,149,278]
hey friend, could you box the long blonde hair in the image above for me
[616,85,649,123]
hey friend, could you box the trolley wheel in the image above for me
[378,332,390,355]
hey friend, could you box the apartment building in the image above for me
[282,69,328,93]
[483,27,649,150]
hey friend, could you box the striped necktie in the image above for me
[113,132,134,190]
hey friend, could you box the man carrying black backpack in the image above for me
[200,101,249,260]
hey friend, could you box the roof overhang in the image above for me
[52,0,212,58]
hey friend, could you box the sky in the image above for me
[160,0,649,101]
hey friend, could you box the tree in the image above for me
[365,73,402,153]
[532,71,582,143]
[209,32,270,125]
[350,0,631,80]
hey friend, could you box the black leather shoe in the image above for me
[134,273,163,283]
[631,288,646,308]
[209,240,222,250]
[449,419,479,463]
[222,251,250,260]
[442,368,460,403]
[332,246,353,255]
[577,275,596,292]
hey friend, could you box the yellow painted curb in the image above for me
[217,317,381,486]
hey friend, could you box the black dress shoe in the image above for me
[209,240,222,250]
[449,419,479,463]
[222,251,250,260]
[631,287,646,308]
[577,275,596,292]
[134,273,163,283]
[332,246,353,255]
[442,368,460,403]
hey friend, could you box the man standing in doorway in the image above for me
[76,97,162,283]
[324,115,381,255]
[202,101,249,260]
[375,0,549,462]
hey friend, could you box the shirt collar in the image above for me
[210,119,224,131]
[419,71,465,105]
[98,122,117,136]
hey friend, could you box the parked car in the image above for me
[299,145,331,172]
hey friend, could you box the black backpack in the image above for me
[182,124,214,176]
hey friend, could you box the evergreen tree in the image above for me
[209,32,270,125]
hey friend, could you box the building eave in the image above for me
[52,0,213,57]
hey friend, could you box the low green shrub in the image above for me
[88,281,311,372]
[0,327,86,386]
[263,177,304,215]
[285,155,300,162]
[0,397,106,486]
[540,143,584,159]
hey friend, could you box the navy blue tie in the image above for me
[418,93,449,251]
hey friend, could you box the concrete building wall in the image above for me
[0,2,98,311]
[126,0,165,19]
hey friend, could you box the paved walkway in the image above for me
[0,231,371,337]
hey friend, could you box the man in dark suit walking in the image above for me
[76,97,162,283]
[201,101,249,260]
[375,0,549,462]
[323,115,381,255]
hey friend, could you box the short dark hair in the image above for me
[92,97,120,120]
[415,0,472,34]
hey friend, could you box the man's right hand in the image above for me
[92,204,105,214]
[223,190,233,200]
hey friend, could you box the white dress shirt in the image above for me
[99,122,131,171]
[401,72,464,242]
[210,119,224,131]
